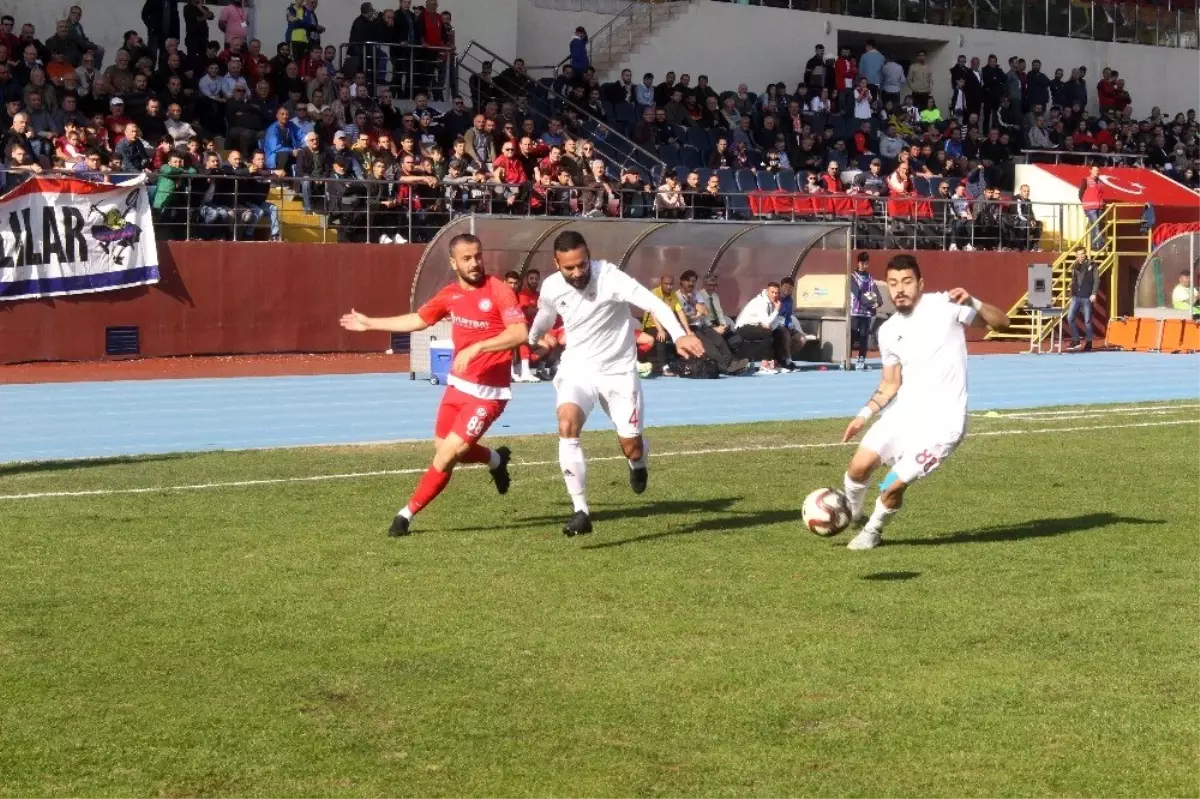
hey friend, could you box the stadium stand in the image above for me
[0,0,1194,250]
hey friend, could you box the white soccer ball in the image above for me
[801,488,853,537]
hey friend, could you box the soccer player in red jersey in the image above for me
[339,234,529,536]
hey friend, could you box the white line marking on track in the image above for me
[971,403,1199,419]
[0,416,1195,502]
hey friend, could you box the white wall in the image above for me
[510,0,1198,117]
[515,0,614,70]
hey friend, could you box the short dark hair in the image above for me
[767,281,780,290]
[680,270,698,281]
[886,253,921,279]
[504,270,521,281]
[857,251,870,263]
[552,229,588,254]
[527,268,540,277]
[780,277,795,287]
[448,233,482,253]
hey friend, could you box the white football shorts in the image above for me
[554,368,645,438]
[860,410,963,487]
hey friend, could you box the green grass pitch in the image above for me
[1,401,1197,797]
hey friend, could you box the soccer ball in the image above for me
[801,488,853,536]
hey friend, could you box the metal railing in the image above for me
[1018,149,1149,166]
[61,168,1089,252]
[456,39,665,174]
[714,0,1199,47]
[336,41,455,100]
[556,0,681,71]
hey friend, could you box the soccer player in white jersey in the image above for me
[529,230,706,537]
[839,254,1010,550]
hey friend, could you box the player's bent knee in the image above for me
[848,449,881,483]
[557,404,586,438]
[432,433,471,471]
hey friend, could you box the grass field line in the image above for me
[1,416,1195,502]
[971,403,1199,419]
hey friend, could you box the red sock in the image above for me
[518,343,531,361]
[459,444,493,465]
[406,466,452,515]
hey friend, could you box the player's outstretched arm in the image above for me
[842,363,902,443]
[339,309,431,333]
[948,287,1011,331]
[527,300,557,346]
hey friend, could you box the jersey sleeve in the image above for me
[417,288,450,325]
[490,279,527,326]
[878,324,901,367]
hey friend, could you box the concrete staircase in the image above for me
[584,0,694,79]
[272,186,336,243]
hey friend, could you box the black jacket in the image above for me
[1070,259,1097,298]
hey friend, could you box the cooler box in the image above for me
[429,341,454,385]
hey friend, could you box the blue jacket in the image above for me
[778,294,796,330]
[569,35,589,72]
[263,122,294,169]
[858,50,885,86]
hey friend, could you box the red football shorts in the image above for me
[434,386,507,444]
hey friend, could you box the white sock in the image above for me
[843,472,869,519]
[520,358,532,376]
[398,506,414,520]
[558,437,588,514]
[487,449,502,469]
[864,497,897,534]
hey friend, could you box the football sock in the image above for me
[863,497,898,534]
[559,437,589,514]
[404,466,452,517]
[843,472,869,518]
[459,444,494,465]
[520,358,532,377]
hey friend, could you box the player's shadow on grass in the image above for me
[460,496,748,532]
[890,512,1164,546]
[0,453,187,477]
[580,504,800,549]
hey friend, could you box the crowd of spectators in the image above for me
[0,3,1195,246]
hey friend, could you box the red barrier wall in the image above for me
[0,244,1051,364]
[804,249,1058,340]
[0,242,420,364]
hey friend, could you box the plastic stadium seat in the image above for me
[674,165,690,182]
[680,146,702,169]
[777,169,798,192]
[602,101,616,124]
[1159,319,1186,353]
[672,125,690,143]
[746,149,763,167]
[735,169,758,193]
[651,165,664,185]
[695,167,713,185]
[912,176,932,196]
[756,171,778,191]
[614,102,638,132]
[721,168,750,219]
[658,143,680,168]
[686,127,710,156]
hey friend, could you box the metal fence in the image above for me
[715,0,1199,47]
[336,41,455,101]
[71,169,1091,252]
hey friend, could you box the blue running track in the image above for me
[1,352,1196,463]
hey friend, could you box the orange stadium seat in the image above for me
[1158,319,1185,353]
[1179,321,1200,353]
[1104,317,1139,350]
[1131,319,1163,352]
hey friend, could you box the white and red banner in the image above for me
[0,176,159,301]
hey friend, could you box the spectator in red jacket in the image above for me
[1078,164,1106,249]
[834,47,857,118]
[1096,68,1117,113]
